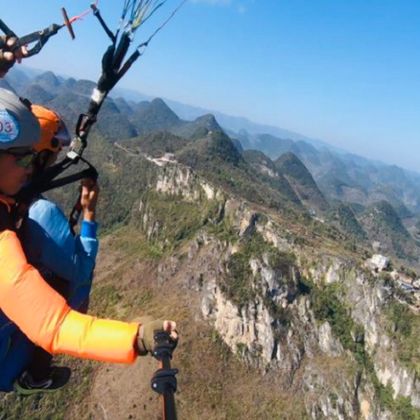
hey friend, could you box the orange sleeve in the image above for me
[0,230,138,363]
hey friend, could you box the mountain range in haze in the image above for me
[3,67,420,266]
[0,66,374,154]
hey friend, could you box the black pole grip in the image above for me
[151,331,178,420]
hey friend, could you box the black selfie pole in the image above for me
[151,331,179,420]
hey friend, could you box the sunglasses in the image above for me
[0,150,36,169]
[14,152,36,169]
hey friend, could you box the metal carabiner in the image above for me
[0,8,75,58]
[17,24,63,57]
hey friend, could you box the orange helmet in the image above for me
[31,104,71,153]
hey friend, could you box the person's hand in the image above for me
[80,178,99,222]
[136,317,178,356]
[0,37,27,77]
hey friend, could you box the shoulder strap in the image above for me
[0,200,15,232]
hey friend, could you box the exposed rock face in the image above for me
[155,164,223,202]
[366,254,390,272]
[136,158,420,419]
[203,282,275,364]
[318,322,344,357]
[376,359,419,405]
[346,266,420,408]
[303,363,358,420]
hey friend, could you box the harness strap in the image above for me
[15,157,98,204]
[0,200,14,233]
[69,190,83,235]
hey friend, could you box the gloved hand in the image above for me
[136,316,178,356]
[0,37,27,77]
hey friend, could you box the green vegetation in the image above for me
[331,203,367,240]
[308,280,419,416]
[120,131,189,158]
[372,379,420,419]
[385,302,420,376]
[275,152,329,211]
[399,265,417,279]
[310,216,347,242]
[110,228,165,260]
[8,69,420,420]
[361,200,414,261]
[48,134,159,231]
[223,247,256,308]
[310,282,365,359]
[392,396,420,420]
[207,130,243,165]
[275,152,317,189]
[329,392,339,409]
[220,232,297,308]
[207,219,238,243]
[91,284,122,317]
[268,248,296,278]
[367,201,410,238]
[242,150,302,206]
[176,132,303,213]
[129,97,181,135]
[135,191,220,249]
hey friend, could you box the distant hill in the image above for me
[21,84,54,103]
[361,201,410,238]
[328,203,367,241]
[275,153,329,214]
[232,131,294,158]
[242,150,302,206]
[32,71,62,93]
[128,98,181,135]
[234,130,420,219]
[172,130,303,212]
[172,114,222,140]
[242,149,279,178]
[360,200,418,261]
[2,66,29,92]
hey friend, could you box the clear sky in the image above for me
[2,0,419,171]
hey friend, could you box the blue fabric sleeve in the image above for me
[81,220,97,239]
[24,199,99,286]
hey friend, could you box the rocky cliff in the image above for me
[132,150,420,419]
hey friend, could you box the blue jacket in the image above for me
[23,198,99,309]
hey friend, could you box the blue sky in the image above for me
[2,0,420,171]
